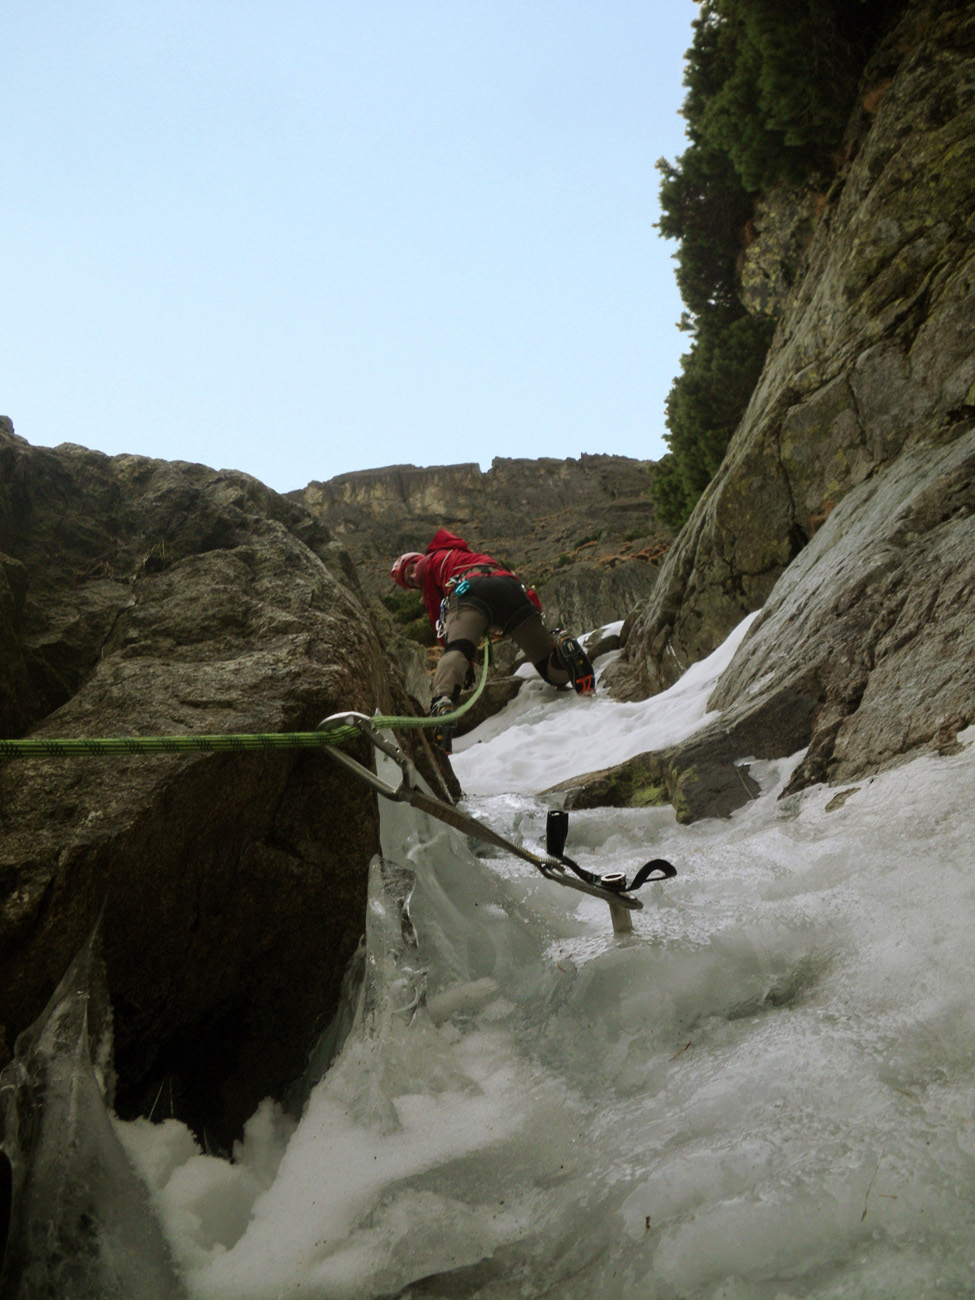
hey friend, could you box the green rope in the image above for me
[0,639,493,759]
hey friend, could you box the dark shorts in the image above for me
[434,576,564,698]
[446,574,537,636]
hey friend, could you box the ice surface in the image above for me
[0,931,186,1299]
[447,612,759,795]
[116,617,975,1299]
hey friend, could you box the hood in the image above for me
[425,528,470,555]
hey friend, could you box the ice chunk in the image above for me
[0,929,185,1299]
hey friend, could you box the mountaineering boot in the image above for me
[552,629,595,695]
[430,695,455,754]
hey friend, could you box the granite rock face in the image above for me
[738,182,823,320]
[564,430,975,821]
[603,0,975,804]
[0,424,449,1141]
[710,430,975,796]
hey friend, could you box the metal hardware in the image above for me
[317,712,658,933]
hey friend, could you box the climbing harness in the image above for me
[0,640,677,932]
[437,566,540,641]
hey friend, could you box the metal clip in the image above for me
[316,713,660,937]
[315,711,416,800]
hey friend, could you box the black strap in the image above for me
[629,858,678,888]
[554,851,602,888]
[447,564,512,589]
[545,810,676,893]
[444,637,479,663]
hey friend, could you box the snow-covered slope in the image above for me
[113,617,975,1299]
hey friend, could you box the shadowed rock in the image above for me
[0,427,452,1143]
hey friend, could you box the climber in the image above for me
[391,528,595,752]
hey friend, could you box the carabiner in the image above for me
[315,711,416,801]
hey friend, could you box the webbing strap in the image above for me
[0,639,492,759]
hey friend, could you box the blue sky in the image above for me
[3,2,694,494]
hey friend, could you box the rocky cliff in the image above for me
[291,454,672,635]
[0,423,452,1143]
[2,0,972,1162]
[601,0,975,807]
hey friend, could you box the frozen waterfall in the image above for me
[17,618,975,1298]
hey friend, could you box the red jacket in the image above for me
[415,529,516,632]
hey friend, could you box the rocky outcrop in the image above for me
[0,423,451,1143]
[738,182,823,320]
[291,455,671,635]
[710,429,975,795]
[605,0,975,798]
[548,735,761,825]
[557,429,975,822]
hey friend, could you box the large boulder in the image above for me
[0,424,450,1142]
[608,0,975,709]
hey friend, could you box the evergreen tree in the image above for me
[656,147,750,318]
[652,0,901,530]
[653,312,775,531]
